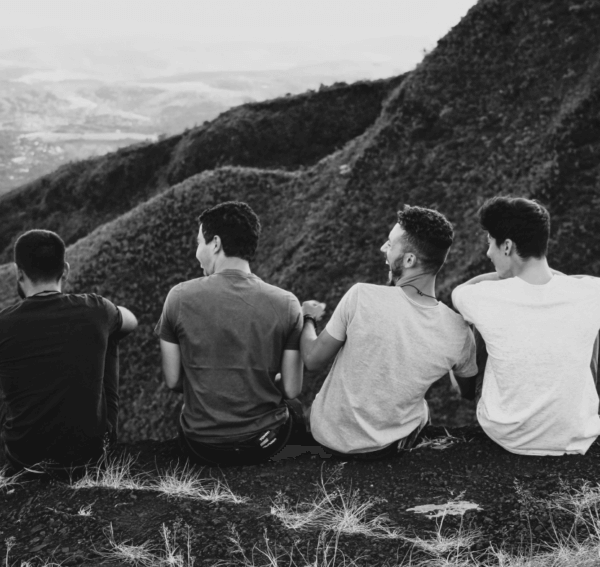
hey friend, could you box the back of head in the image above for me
[198,201,261,261]
[478,196,550,259]
[14,229,66,283]
[398,205,454,273]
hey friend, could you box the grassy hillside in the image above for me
[2,0,600,441]
[0,77,403,264]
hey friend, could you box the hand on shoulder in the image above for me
[302,300,326,321]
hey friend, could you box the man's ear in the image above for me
[61,261,70,281]
[14,263,24,282]
[502,239,514,256]
[212,235,223,254]
[403,253,417,268]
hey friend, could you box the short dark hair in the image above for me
[397,205,454,273]
[478,196,550,259]
[14,229,66,283]
[198,201,261,262]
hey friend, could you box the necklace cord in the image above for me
[400,284,437,300]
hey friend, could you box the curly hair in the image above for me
[198,201,261,262]
[397,205,454,273]
[479,196,550,259]
[14,229,66,283]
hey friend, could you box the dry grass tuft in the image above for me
[100,523,195,567]
[228,527,361,567]
[0,467,23,491]
[151,463,248,504]
[271,467,402,539]
[71,454,148,491]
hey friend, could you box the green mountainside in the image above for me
[0,77,402,264]
[1,0,600,441]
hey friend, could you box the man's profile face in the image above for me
[195,225,213,276]
[486,233,511,278]
[380,223,406,283]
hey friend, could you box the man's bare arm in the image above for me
[159,339,184,392]
[279,349,303,399]
[453,373,478,401]
[117,306,138,335]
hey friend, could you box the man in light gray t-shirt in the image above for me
[301,206,478,458]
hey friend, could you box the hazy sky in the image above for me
[1,0,479,47]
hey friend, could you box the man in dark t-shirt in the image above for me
[0,230,137,472]
[155,201,304,466]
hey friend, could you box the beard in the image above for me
[387,258,405,286]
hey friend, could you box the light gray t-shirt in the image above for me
[453,275,600,456]
[310,283,477,454]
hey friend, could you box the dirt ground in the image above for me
[2,425,600,566]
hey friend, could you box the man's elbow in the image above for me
[118,307,139,335]
[302,353,322,373]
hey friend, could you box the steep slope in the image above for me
[2,0,600,441]
[0,76,403,264]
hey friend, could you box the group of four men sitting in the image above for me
[1,196,599,473]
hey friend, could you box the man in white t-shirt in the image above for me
[452,196,600,456]
[300,206,478,459]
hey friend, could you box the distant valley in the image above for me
[0,36,416,195]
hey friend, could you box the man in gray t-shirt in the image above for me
[301,206,477,458]
[155,201,303,466]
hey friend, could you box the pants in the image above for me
[178,398,312,467]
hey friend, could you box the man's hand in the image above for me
[302,300,326,321]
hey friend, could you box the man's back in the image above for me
[310,283,477,454]
[156,269,302,443]
[453,275,600,455]
[0,293,122,466]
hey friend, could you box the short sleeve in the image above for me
[325,284,359,342]
[101,297,123,335]
[452,326,478,378]
[452,285,478,324]
[154,285,181,344]
[283,295,303,350]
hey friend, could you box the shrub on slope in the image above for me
[0,77,403,264]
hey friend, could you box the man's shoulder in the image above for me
[253,278,297,301]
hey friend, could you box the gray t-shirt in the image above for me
[310,283,477,454]
[155,269,302,443]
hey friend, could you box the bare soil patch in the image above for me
[2,425,600,565]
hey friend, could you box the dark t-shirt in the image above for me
[155,269,303,443]
[0,293,122,467]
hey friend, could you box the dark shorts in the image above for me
[178,399,311,466]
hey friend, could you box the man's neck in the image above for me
[213,256,251,275]
[394,271,438,304]
[512,256,553,285]
[24,281,62,298]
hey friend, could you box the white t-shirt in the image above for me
[453,276,600,456]
[310,283,477,454]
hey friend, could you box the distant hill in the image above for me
[2,0,600,442]
[0,76,404,264]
